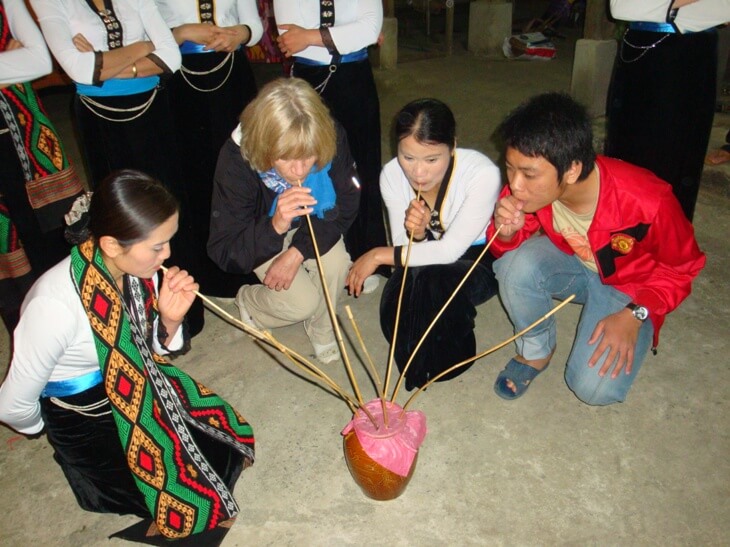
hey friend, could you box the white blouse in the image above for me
[274,0,382,64]
[609,0,729,33]
[380,148,501,268]
[0,0,53,85]
[30,0,180,84]
[154,0,264,46]
[0,256,184,435]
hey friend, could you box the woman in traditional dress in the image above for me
[605,0,727,222]
[0,0,84,332]
[208,77,359,364]
[0,170,255,543]
[29,0,213,336]
[154,0,264,297]
[274,0,388,290]
[346,99,501,390]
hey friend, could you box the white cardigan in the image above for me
[381,148,501,268]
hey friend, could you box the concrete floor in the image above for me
[1,33,729,546]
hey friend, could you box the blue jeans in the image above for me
[494,236,654,405]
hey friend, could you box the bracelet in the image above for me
[131,62,138,78]
[407,230,427,242]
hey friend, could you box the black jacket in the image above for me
[208,123,360,274]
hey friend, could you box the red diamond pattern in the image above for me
[168,510,182,531]
[138,450,154,473]
[92,291,110,320]
[117,374,132,397]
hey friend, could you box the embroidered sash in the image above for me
[70,240,255,539]
[0,199,31,280]
[320,0,334,28]
[0,10,84,233]
[198,0,216,25]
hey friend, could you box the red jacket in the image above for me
[488,156,706,346]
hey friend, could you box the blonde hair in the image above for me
[240,78,337,172]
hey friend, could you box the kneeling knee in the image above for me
[566,375,627,406]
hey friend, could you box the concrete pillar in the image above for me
[583,0,615,40]
[377,16,398,70]
[570,38,617,118]
[468,0,512,58]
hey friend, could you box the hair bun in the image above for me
[64,192,93,245]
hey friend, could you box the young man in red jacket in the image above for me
[487,93,705,405]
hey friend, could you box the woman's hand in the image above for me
[276,24,321,57]
[404,199,430,240]
[206,25,250,52]
[263,247,304,290]
[72,33,94,53]
[5,38,22,51]
[271,186,317,234]
[346,248,384,297]
[172,24,244,52]
[158,266,198,326]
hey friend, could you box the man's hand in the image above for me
[493,195,525,239]
[587,308,642,378]
[263,247,304,291]
[271,186,316,234]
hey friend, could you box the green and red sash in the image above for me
[70,240,255,539]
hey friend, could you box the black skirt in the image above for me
[605,29,718,222]
[380,245,498,391]
[40,382,244,517]
[73,87,207,333]
[167,51,260,297]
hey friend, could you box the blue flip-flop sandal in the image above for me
[494,358,549,400]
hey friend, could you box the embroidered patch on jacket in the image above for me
[610,233,635,255]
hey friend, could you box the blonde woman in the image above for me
[208,78,360,363]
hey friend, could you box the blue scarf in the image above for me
[260,162,337,220]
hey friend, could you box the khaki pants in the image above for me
[241,231,350,348]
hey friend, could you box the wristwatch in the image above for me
[626,303,649,322]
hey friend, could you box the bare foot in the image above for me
[705,147,730,166]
